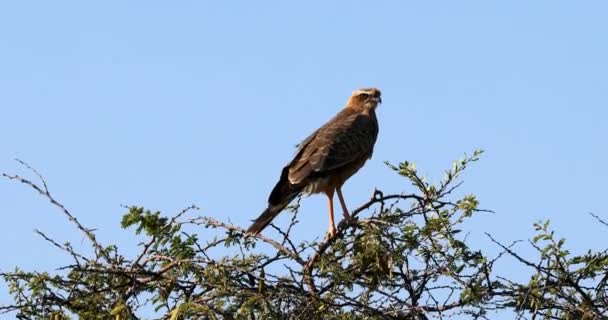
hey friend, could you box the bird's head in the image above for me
[346,87,382,112]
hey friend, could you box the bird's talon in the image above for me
[327,227,336,238]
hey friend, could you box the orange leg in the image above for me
[336,187,351,221]
[326,190,336,237]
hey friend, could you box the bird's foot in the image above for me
[326,226,337,239]
[342,211,351,222]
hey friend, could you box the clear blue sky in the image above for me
[1,2,607,318]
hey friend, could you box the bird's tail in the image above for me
[247,203,286,235]
[247,166,302,235]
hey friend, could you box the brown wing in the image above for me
[287,109,379,185]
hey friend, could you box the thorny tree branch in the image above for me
[2,160,111,263]
[2,153,607,319]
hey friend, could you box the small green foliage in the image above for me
[458,194,479,217]
[121,206,168,236]
[110,300,129,319]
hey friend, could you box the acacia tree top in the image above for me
[1,151,607,319]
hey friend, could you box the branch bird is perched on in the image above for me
[247,88,382,237]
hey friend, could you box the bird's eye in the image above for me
[359,93,369,99]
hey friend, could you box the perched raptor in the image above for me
[247,88,382,237]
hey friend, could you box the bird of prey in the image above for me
[247,88,381,237]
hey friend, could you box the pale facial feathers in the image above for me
[346,87,382,111]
